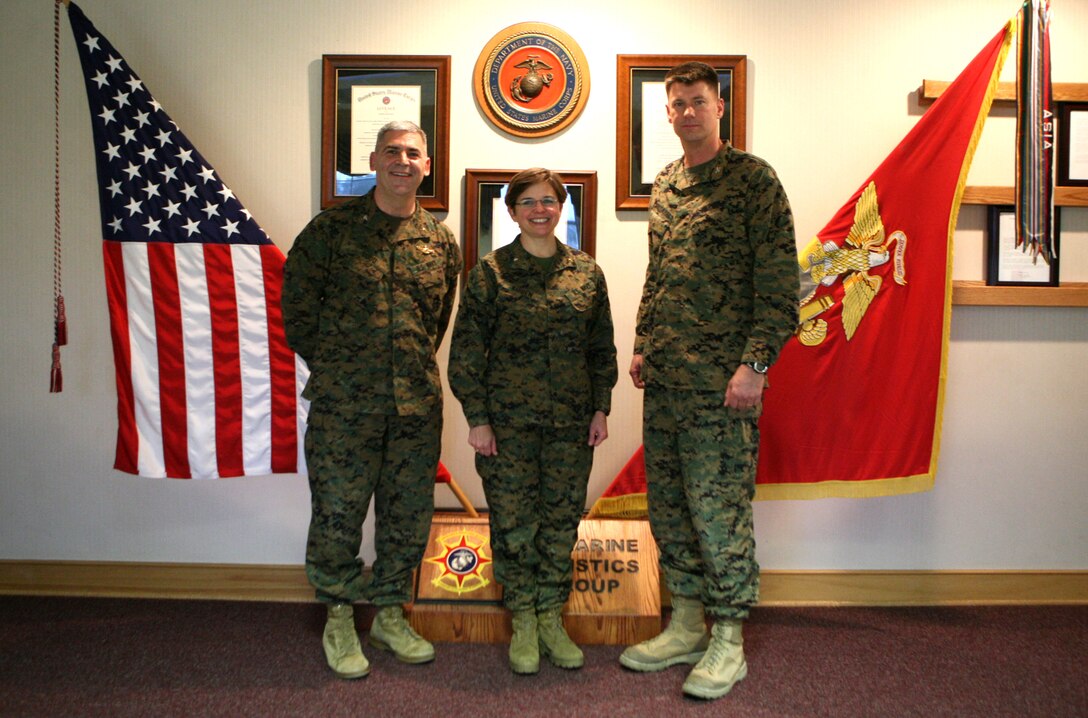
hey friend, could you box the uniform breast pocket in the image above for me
[344,257,386,314]
[495,285,531,317]
[410,257,445,288]
[648,214,670,242]
[563,286,593,314]
[349,255,386,284]
[407,255,447,316]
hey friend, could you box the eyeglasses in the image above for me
[514,197,560,209]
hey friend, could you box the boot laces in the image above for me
[512,622,536,649]
[703,638,729,670]
[329,632,355,657]
[325,620,359,658]
[382,609,422,641]
[701,625,736,671]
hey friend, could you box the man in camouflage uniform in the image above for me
[619,62,798,700]
[448,168,617,674]
[282,121,461,679]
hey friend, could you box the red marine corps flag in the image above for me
[65,2,307,478]
[755,19,1015,499]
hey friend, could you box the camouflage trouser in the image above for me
[304,407,442,606]
[476,423,592,612]
[643,384,760,620]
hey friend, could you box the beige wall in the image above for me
[1,0,1085,570]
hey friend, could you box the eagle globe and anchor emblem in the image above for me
[510,55,554,102]
[424,528,493,596]
[473,22,590,138]
[796,181,908,346]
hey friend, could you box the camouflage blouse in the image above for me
[635,143,799,391]
[449,239,617,429]
[282,191,461,417]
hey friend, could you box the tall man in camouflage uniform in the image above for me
[282,121,462,679]
[619,62,798,700]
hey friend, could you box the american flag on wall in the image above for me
[67,1,307,478]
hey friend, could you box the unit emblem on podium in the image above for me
[424,528,493,596]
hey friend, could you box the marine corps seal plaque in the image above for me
[473,22,590,138]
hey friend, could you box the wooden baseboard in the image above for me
[751,569,1087,606]
[1,561,1085,606]
[0,560,315,602]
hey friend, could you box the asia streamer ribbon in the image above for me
[1016,0,1055,261]
[66,2,307,478]
[592,12,1016,513]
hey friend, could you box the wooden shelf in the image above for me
[922,79,1087,307]
[919,79,1088,208]
[961,186,1088,207]
[952,281,1088,306]
[920,80,1088,104]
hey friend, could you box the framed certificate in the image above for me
[463,169,597,274]
[1057,102,1088,187]
[616,55,747,210]
[320,55,450,210]
[986,205,1060,286]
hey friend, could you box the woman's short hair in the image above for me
[504,167,568,209]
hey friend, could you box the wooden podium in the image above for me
[409,514,660,644]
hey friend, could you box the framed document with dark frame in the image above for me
[986,205,1060,286]
[320,55,450,211]
[1057,102,1088,187]
[463,170,597,275]
[616,54,747,210]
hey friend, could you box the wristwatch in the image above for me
[744,361,769,374]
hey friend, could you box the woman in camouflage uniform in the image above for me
[449,168,617,675]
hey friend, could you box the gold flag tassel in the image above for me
[55,295,67,346]
[50,0,66,393]
[51,342,63,394]
[51,296,67,393]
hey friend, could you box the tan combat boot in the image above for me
[619,595,709,671]
[682,619,748,700]
[368,605,435,664]
[509,609,540,674]
[322,603,369,679]
[537,606,584,669]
